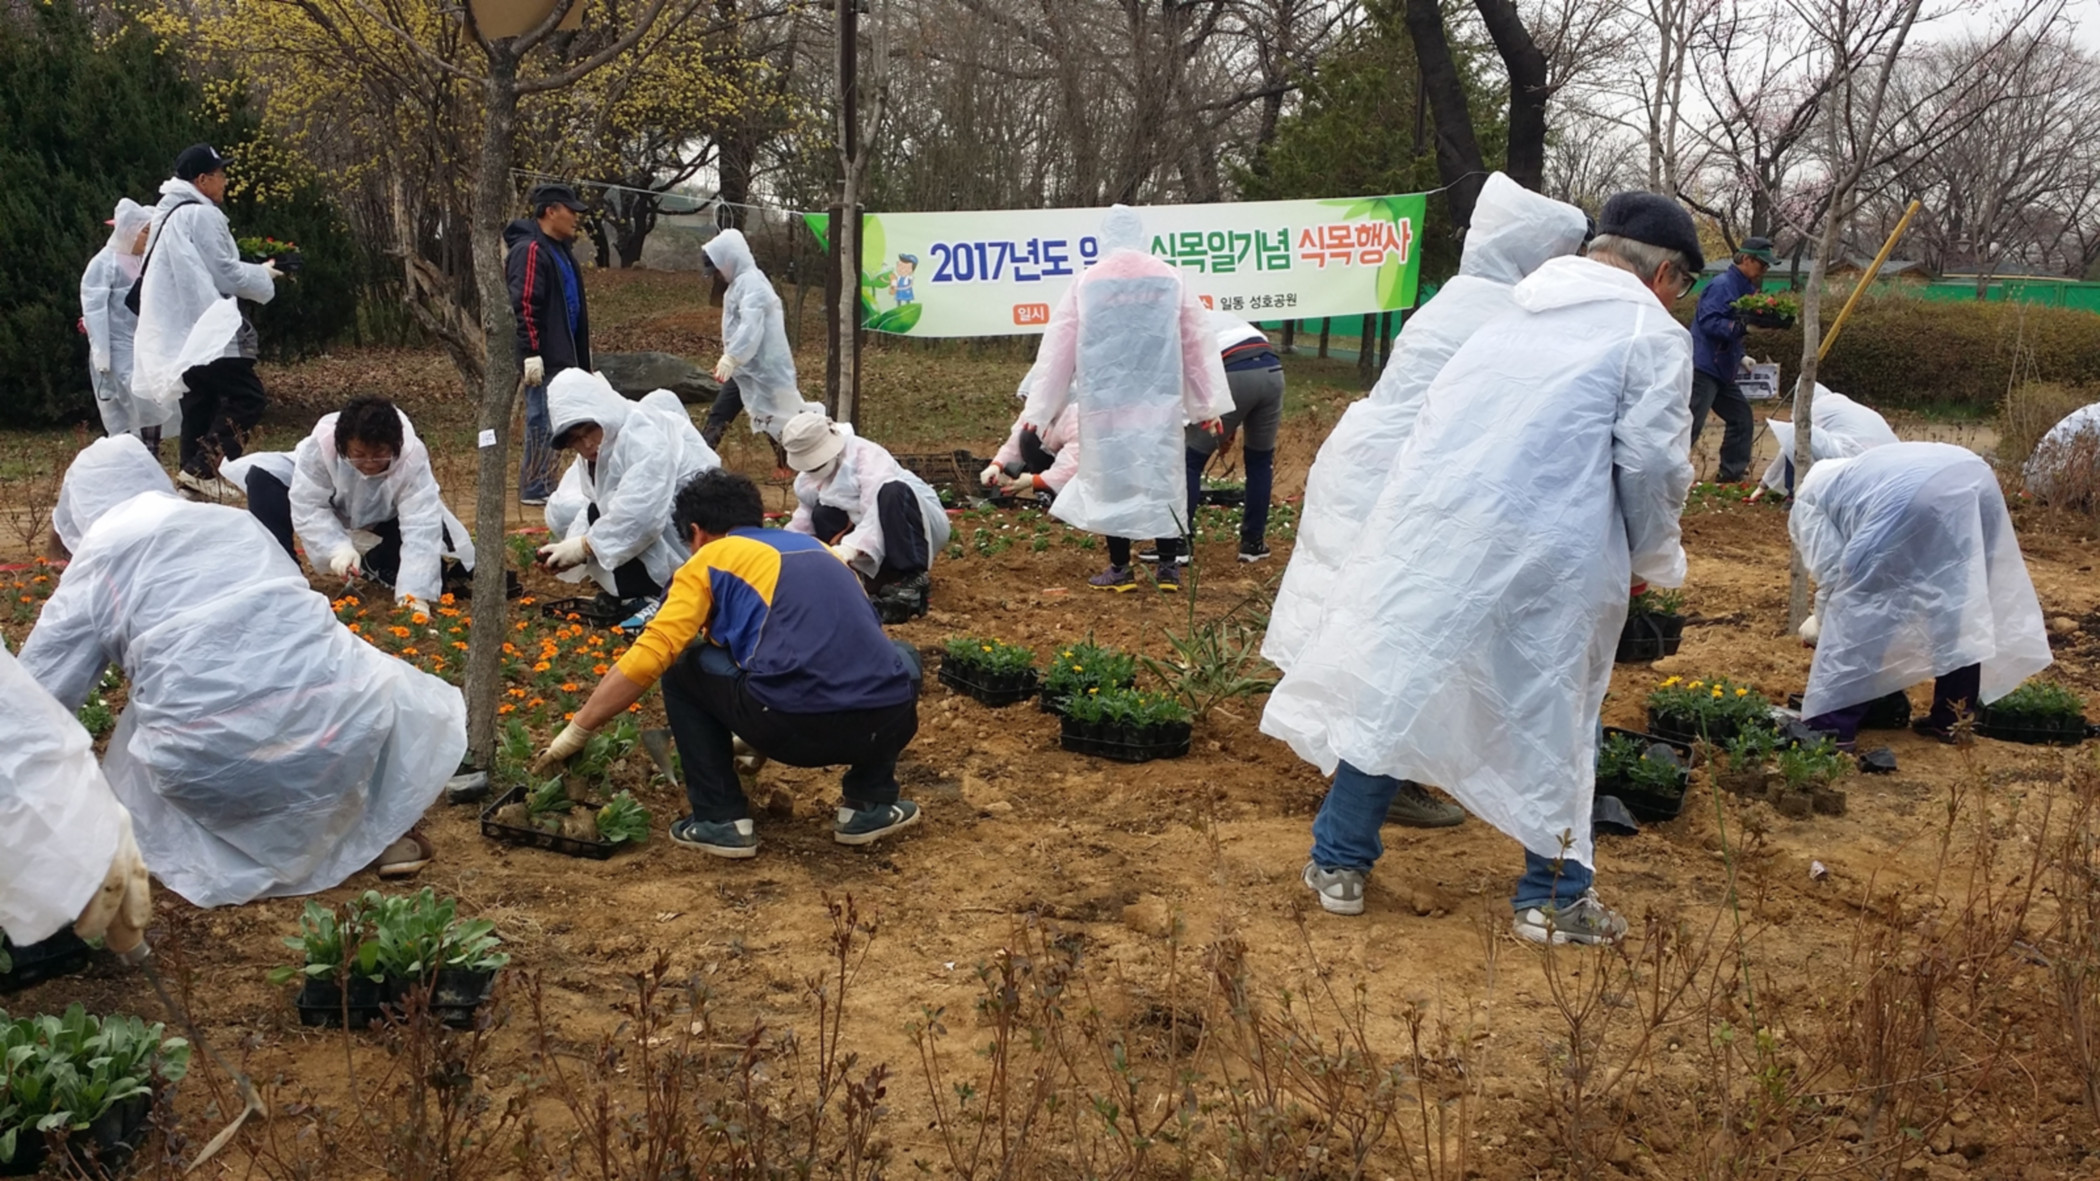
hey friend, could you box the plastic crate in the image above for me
[481,785,618,859]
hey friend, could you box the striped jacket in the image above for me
[503,218,592,375]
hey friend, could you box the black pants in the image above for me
[809,482,931,588]
[1806,664,1980,744]
[660,640,921,822]
[247,469,456,587]
[178,357,267,478]
[1689,370,1755,483]
[701,378,789,466]
[583,503,662,600]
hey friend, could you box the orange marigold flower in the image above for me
[347,623,361,634]
[402,647,419,657]
[592,663,609,675]
[561,682,579,692]
[532,660,551,673]
[439,592,456,606]
[453,641,468,651]
[628,703,642,713]
[411,612,429,625]
[498,703,515,714]
[528,697,545,708]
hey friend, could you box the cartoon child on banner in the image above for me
[889,254,917,306]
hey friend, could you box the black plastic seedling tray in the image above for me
[481,785,617,859]
[937,662,1039,707]
[0,930,92,994]
[1615,612,1684,664]
[1975,707,2090,746]
[1058,717,1193,763]
[1596,726,1692,822]
[538,596,635,626]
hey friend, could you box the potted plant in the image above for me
[1058,686,1192,763]
[1773,737,1851,817]
[271,890,510,1029]
[1615,588,1686,664]
[235,235,303,273]
[1647,676,1772,746]
[1976,678,2090,746]
[271,896,391,1027]
[482,718,651,857]
[0,1004,189,1177]
[1732,291,1798,329]
[1039,638,1138,717]
[937,637,1039,707]
[1716,726,1777,797]
[1594,728,1691,821]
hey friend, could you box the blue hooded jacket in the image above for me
[1691,265,1756,381]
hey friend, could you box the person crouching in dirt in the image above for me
[533,469,924,859]
[981,366,1077,507]
[779,411,950,624]
[20,436,465,908]
[1792,442,2052,748]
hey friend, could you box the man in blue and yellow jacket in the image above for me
[534,469,922,858]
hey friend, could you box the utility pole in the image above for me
[827,0,864,426]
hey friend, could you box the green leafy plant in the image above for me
[1061,685,1191,728]
[268,890,506,990]
[595,791,652,845]
[1777,738,1850,792]
[0,1004,189,1164]
[1596,732,1685,795]
[74,668,121,738]
[1140,618,1277,721]
[506,532,540,571]
[1723,725,1778,772]
[1630,587,1685,615]
[942,636,1037,677]
[1647,675,1772,735]
[1988,678,2087,720]
[268,896,383,987]
[569,715,641,788]
[527,775,574,825]
[1733,291,1799,319]
[1041,637,1138,706]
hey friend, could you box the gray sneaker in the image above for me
[834,800,921,846]
[1302,861,1366,915]
[1385,780,1466,828]
[1513,889,1628,946]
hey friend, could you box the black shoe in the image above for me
[873,572,932,624]
[1238,540,1272,563]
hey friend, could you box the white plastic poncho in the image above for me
[638,388,724,485]
[21,436,465,908]
[1020,205,1231,540]
[544,370,689,593]
[283,409,475,604]
[1266,175,1588,671]
[1261,256,1694,871]
[0,644,126,945]
[2024,401,2100,502]
[787,426,951,578]
[703,230,804,437]
[1792,442,2051,718]
[79,199,169,439]
[1758,385,1900,493]
[131,179,274,419]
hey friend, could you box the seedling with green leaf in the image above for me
[595,791,653,845]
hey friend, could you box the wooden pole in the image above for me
[1819,199,1920,361]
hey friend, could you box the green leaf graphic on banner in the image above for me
[862,215,887,275]
[803,211,830,252]
[1376,254,1405,310]
[865,302,922,334]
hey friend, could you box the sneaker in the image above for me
[834,800,921,846]
[1136,547,1190,566]
[519,496,549,508]
[1302,861,1366,916]
[1512,889,1628,946]
[670,815,759,859]
[1238,540,1272,564]
[1384,780,1466,828]
[373,829,434,878]
[618,598,664,632]
[176,470,243,500]
[1090,564,1138,592]
[1155,563,1182,592]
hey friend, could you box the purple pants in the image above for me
[1806,664,1980,743]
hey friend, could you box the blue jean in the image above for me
[520,383,555,501]
[1182,446,1276,546]
[1309,762,1594,913]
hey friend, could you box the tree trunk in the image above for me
[1473,0,1548,191]
[1401,0,1486,225]
[1787,207,1841,630]
[462,51,522,769]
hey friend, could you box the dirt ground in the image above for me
[6,271,2100,1179]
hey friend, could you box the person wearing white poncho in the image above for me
[2023,401,2100,506]
[0,644,152,959]
[781,412,951,623]
[700,229,808,442]
[229,397,477,607]
[1263,191,1704,945]
[1757,385,1899,496]
[1793,442,2051,746]
[19,436,466,908]
[1268,173,1587,674]
[79,198,174,448]
[540,371,705,616]
[1018,204,1229,591]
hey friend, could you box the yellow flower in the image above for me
[1072,664,1083,672]
[1661,676,1680,687]
[1689,680,1704,690]
[1711,688,1723,698]
[981,644,992,652]
[1735,687,1749,697]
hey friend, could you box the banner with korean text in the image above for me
[803,193,1426,337]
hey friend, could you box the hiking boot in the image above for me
[1090,564,1138,592]
[1137,547,1190,566]
[1238,540,1272,563]
[670,816,759,859]
[834,800,921,846]
[873,571,932,624]
[1513,889,1628,946]
[1155,563,1182,592]
[1384,780,1466,828]
[1302,861,1366,916]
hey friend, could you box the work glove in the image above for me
[830,543,862,569]
[979,463,1003,488]
[1799,613,1820,647]
[713,355,737,382]
[999,473,1039,498]
[91,348,111,375]
[538,533,590,571]
[327,546,362,579]
[531,720,597,776]
[732,735,768,778]
[262,259,285,281]
[522,355,546,387]
[74,810,151,958]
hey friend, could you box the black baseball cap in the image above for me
[529,183,588,214]
[173,144,229,181]
[1596,191,1704,273]
[1738,236,1777,263]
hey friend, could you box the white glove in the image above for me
[979,464,1003,488]
[531,720,598,775]
[399,593,426,616]
[830,544,862,568]
[327,546,361,579]
[75,810,151,957]
[732,735,768,777]
[999,473,1038,498]
[538,533,590,571]
[1798,613,1820,646]
[262,260,285,281]
[522,355,546,387]
[91,349,111,374]
[714,355,737,382]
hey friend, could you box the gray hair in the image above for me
[1585,234,1695,285]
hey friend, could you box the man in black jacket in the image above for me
[505,183,593,506]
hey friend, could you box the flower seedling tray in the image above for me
[1200,486,1246,507]
[1739,309,1794,329]
[1646,708,1747,747]
[0,929,92,994]
[1039,677,1139,716]
[1615,612,1685,664]
[294,975,399,1029]
[1974,708,2090,746]
[539,596,634,626]
[1595,727,1691,823]
[1058,717,1192,763]
[937,662,1039,707]
[426,967,497,1028]
[3,1093,153,1178]
[480,784,618,859]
